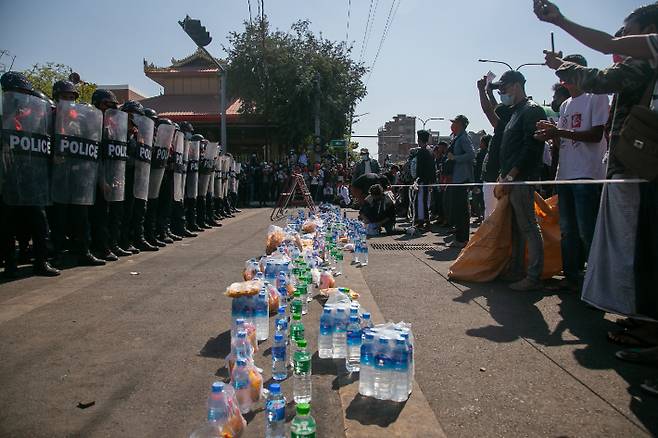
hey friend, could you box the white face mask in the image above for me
[499,93,514,106]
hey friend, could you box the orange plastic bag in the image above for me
[534,193,562,279]
[448,196,513,282]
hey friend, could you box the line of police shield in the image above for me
[172,131,185,202]
[51,101,103,205]
[1,91,52,206]
[148,123,175,200]
[131,114,154,200]
[185,137,200,199]
[214,151,223,198]
[198,140,218,197]
[99,108,128,202]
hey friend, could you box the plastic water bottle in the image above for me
[290,290,303,316]
[290,403,316,438]
[332,307,348,359]
[272,332,288,381]
[297,283,309,314]
[265,383,286,438]
[361,312,373,330]
[234,330,253,361]
[400,331,414,392]
[189,382,230,438]
[255,290,269,341]
[293,339,312,403]
[345,315,362,372]
[373,337,391,400]
[275,307,289,340]
[231,317,246,341]
[359,332,375,397]
[318,307,333,359]
[255,271,265,281]
[391,337,410,401]
[334,249,344,276]
[361,240,369,266]
[232,359,253,414]
[353,240,361,265]
[277,272,288,308]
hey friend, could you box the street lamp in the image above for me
[478,59,545,71]
[417,116,444,130]
[179,15,227,152]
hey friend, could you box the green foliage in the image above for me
[23,63,96,103]
[227,19,367,148]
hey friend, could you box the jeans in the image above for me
[509,185,544,281]
[557,183,601,282]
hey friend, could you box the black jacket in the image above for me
[499,98,547,180]
[416,145,436,184]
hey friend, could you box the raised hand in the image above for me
[543,50,564,70]
[533,0,563,25]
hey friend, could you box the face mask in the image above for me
[499,93,514,106]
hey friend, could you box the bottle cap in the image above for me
[349,315,359,322]
[396,337,405,344]
[269,383,281,394]
[337,307,345,313]
[296,403,311,415]
[236,318,245,325]
[379,337,390,344]
[292,313,301,320]
[236,359,247,366]
[211,381,224,393]
[237,330,247,338]
[365,332,375,340]
[323,308,331,314]
[278,306,286,314]
[362,312,371,319]
[294,290,301,297]
[274,332,284,342]
[296,339,307,348]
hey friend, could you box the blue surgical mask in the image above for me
[499,93,514,106]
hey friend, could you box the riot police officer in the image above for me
[144,115,175,247]
[156,122,182,242]
[171,121,196,238]
[90,89,130,261]
[184,133,203,232]
[0,71,60,276]
[119,100,158,252]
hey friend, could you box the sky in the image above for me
[0,0,648,155]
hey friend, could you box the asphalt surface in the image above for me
[1,208,656,437]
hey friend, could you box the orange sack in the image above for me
[448,193,562,282]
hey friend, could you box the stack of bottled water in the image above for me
[317,295,371,362]
[358,322,414,402]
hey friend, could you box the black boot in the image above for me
[33,260,60,276]
[97,248,119,262]
[112,246,132,257]
[78,251,106,266]
[134,239,159,252]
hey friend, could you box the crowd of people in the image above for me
[1,75,242,277]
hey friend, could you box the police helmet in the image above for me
[52,80,79,100]
[32,90,48,101]
[91,89,119,108]
[156,117,173,126]
[144,107,158,120]
[191,134,204,142]
[119,99,145,116]
[0,71,35,94]
[179,121,194,133]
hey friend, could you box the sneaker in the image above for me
[510,277,543,291]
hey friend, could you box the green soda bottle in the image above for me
[290,290,303,315]
[291,403,316,437]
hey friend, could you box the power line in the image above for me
[358,0,375,63]
[346,0,352,43]
[360,0,381,63]
[366,0,401,85]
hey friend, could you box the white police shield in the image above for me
[214,151,224,197]
[1,92,52,206]
[51,101,103,205]
[131,114,154,200]
[99,108,128,202]
[172,131,185,202]
[198,140,218,197]
[185,138,200,199]
[148,123,175,200]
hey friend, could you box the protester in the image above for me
[445,116,475,248]
[535,0,658,397]
[352,148,380,181]
[492,70,547,291]
[535,54,609,293]
[359,184,396,236]
[472,135,490,223]
[413,130,435,229]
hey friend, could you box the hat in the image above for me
[490,70,526,90]
[360,148,369,155]
[450,114,469,127]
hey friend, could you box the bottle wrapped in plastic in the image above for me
[230,359,263,414]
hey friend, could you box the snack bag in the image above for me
[319,270,336,289]
[223,384,246,437]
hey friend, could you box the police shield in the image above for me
[51,101,103,205]
[148,123,175,199]
[207,143,219,196]
[214,151,224,197]
[172,131,185,202]
[198,140,217,196]
[1,92,52,206]
[131,114,154,200]
[99,108,128,202]
[185,137,200,199]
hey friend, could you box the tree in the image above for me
[227,19,367,149]
[23,63,96,103]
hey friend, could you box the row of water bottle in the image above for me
[318,301,373,364]
[359,323,414,402]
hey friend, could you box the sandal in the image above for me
[607,329,656,348]
[615,347,658,367]
[641,378,658,397]
[614,318,645,330]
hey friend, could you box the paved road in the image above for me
[1,208,656,437]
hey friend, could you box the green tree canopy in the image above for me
[23,63,96,104]
[227,19,367,148]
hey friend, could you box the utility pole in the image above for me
[314,72,321,139]
[179,16,227,152]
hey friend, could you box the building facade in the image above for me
[377,114,416,164]
[139,49,278,161]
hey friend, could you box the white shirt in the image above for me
[338,185,351,204]
[556,93,610,180]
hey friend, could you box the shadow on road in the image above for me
[199,330,231,359]
[345,394,407,427]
